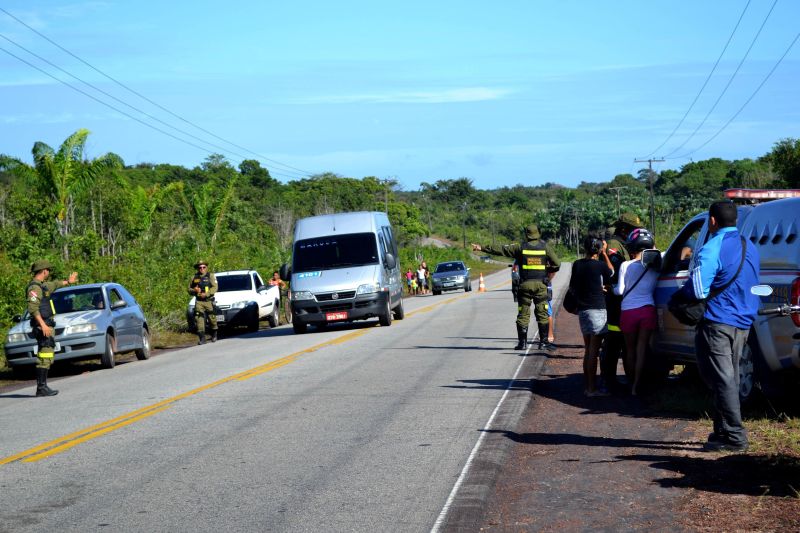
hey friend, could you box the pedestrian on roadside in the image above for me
[189,260,218,344]
[678,200,759,452]
[405,268,414,294]
[570,235,614,397]
[601,212,642,392]
[614,228,658,396]
[417,264,428,295]
[26,260,78,397]
[472,224,561,351]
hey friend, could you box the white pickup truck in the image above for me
[187,270,281,332]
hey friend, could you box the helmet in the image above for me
[626,228,654,253]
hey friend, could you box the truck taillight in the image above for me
[792,278,800,327]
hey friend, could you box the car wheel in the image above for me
[135,328,151,360]
[432,290,441,296]
[293,321,307,334]
[267,300,280,328]
[393,299,405,320]
[247,309,260,332]
[739,338,757,404]
[379,298,393,326]
[101,333,116,369]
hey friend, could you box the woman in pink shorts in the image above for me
[614,229,659,396]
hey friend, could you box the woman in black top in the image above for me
[569,236,614,397]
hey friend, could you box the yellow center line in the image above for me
[1,287,497,465]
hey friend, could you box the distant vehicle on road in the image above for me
[187,270,280,333]
[281,211,404,333]
[651,189,800,401]
[431,261,472,295]
[4,283,150,370]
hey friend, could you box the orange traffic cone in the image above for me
[478,273,486,292]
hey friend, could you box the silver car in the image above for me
[4,283,151,370]
[431,261,472,295]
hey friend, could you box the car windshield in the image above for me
[435,262,465,273]
[217,275,252,292]
[293,233,379,272]
[51,287,105,313]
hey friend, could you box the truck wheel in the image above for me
[293,322,307,334]
[101,333,116,369]
[247,309,260,332]
[267,300,279,328]
[135,328,151,360]
[393,299,405,320]
[379,298,393,326]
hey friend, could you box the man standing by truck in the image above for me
[189,260,218,344]
[678,201,759,452]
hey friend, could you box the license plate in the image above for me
[215,315,224,322]
[443,282,455,287]
[325,311,348,321]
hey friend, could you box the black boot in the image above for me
[210,329,218,343]
[35,367,58,397]
[538,323,556,352]
[514,325,528,350]
[198,332,206,345]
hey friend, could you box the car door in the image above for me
[108,286,137,350]
[252,272,270,318]
[652,215,709,362]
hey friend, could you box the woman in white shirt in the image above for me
[614,229,659,396]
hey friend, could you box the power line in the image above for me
[643,0,752,158]
[0,6,315,178]
[663,0,779,158]
[673,29,800,160]
[0,32,309,180]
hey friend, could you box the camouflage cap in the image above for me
[194,259,209,268]
[524,224,541,240]
[31,259,54,273]
[615,212,641,228]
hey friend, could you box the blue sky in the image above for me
[1,1,798,189]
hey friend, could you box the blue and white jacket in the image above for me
[680,227,760,329]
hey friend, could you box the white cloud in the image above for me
[295,87,514,105]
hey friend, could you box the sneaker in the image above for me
[703,440,748,452]
[538,341,557,352]
[707,432,719,443]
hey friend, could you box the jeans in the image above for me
[695,321,749,446]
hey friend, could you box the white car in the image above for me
[187,270,281,332]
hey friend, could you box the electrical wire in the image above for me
[0,6,315,178]
[673,29,800,160]
[643,0,752,158]
[663,0,779,158]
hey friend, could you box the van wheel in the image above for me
[101,334,116,369]
[293,322,307,334]
[267,300,279,328]
[393,299,405,320]
[379,298,393,326]
[135,329,151,360]
[739,335,760,404]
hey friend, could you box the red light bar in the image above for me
[724,189,800,200]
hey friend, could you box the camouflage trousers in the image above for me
[32,318,56,370]
[516,279,550,329]
[195,299,218,333]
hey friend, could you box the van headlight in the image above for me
[357,283,380,295]
[292,291,314,301]
[230,301,252,309]
[64,323,97,335]
[7,332,28,343]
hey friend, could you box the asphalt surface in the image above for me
[0,269,553,533]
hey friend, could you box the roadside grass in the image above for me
[647,365,800,459]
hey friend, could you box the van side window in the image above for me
[382,226,398,256]
[662,219,705,273]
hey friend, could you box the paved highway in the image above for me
[0,269,569,532]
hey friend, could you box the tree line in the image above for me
[1,129,798,359]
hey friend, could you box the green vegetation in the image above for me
[2,130,799,369]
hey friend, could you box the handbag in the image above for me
[563,288,578,314]
[668,237,746,327]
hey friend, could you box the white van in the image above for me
[652,190,800,400]
[281,211,404,333]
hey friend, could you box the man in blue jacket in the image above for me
[679,200,760,452]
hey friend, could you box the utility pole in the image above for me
[461,201,468,249]
[608,186,628,219]
[634,158,664,237]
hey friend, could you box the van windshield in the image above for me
[293,233,379,272]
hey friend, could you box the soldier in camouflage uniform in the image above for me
[601,212,641,392]
[189,260,218,344]
[473,224,560,351]
[26,260,78,397]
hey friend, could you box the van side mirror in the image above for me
[641,249,662,271]
[384,253,397,270]
[279,264,291,280]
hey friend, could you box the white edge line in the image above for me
[430,333,536,532]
